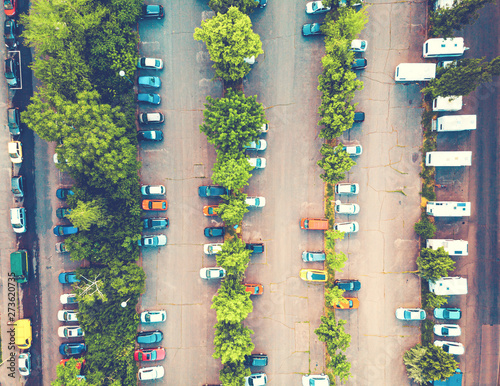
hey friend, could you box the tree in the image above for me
[314,311,351,354]
[328,353,351,382]
[212,154,253,191]
[52,359,89,386]
[422,292,448,309]
[414,215,436,239]
[200,88,266,154]
[66,198,110,231]
[213,321,255,364]
[325,229,345,252]
[193,7,263,81]
[404,344,458,384]
[209,0,258,14]
[417,247,456,281]
[212,279,253,323]
[216,237,251,279]
[325,287,345,308]
[219,361,251,386]
[322,7,369,43]
[325,251,347,273]
[217,193,249,227]
[423,57,500,98]
[317,144,356,184]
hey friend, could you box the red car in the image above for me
[142,199,168,211]
[203,205,219,217]
[59,358,85,371]
[3,0,16,17]
[134,347,166,362]
[245,284,264,296]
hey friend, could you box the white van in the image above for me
[426,201,471,217]
[395,63,436,83]
[429,277,468,295]
[426,239,468,256]
[433,96,462,112]
[434,0,459,10]
[425,151,472,167]
[431,115,476,132]
[423,38,468,58]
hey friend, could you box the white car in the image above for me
[246,196,266,208]
[200,267,226,279]
[248,157,266,169]
[53,153,68,164]
[137,57,164,70]
[245,373,267,386]
[139,112,164,124]
[343,145,363,156]
[333,221,359,233]
[351,39,368,52]
[302,374,330,386]
[141,185,166,195]
[204,243,223,255]
[58,326,84,338]
[434,341,465,355]
[57,310,78,322]
[305,1,331,14]
[395,308,426,321]
[335,183,359,195]
[244,139,267,151]
[334,201,360,214]
[138,366,165,381]
[18,353,31,377]
[60,294,78,305]
[140,310,167,323]
[260,123,269,133]
[434,324,461,337]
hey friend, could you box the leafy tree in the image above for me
[209,0,258,14]
[67,198,110,231]
[328,352,352,382]
[201,88,266,154]
[216,237,251,279]
[417,247,456,281]
[217,193,249,227]
[212,154,253,191]
[314,311,351,354]
[325,286,345,308]
[213,321,255,364]
[422,292,448,309]
[423,57,500,98]
[414,215,436,239]
[212,279,253,323]
[317,144,356,184]
[325,251,347,273]
[404,344,458,384]
[52,359,89,386]
[193,7,264,81]
[325,229,345,252]
[323,7,369,43]
[220,361,251,386]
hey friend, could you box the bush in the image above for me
[422,291,448,309]
[414,215,436,239]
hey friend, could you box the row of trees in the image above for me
[21,0,145,384]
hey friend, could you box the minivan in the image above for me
[14,319,32,349]
[300,218,329,230]
[302,251,326,262]
[7,107,20,135]
[11,176,24,197]
[10,250,29,283]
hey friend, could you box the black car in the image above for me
[141,4,164,19]
[137,330,163,344]
[4,19,17,49]
[302,23,323,37]
[334,279,361,291]
[204,227,225,238]
[137,130,163,142]
[143,217,169,230]
[56,188,74,200]
[244,353,269,367]
[353,111,365,123]
[4,56,19,88]
[198,185,230,197]
[246,243,265,254]
[56,208,72,219]
[7,107,20,135]
[351,58,367,70]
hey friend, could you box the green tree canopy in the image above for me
[219,360,251,385]
[66,198,110,231]
[217,193,250,227]
[317,144,356,184]
[404,344,459,384]
[417,247,456,281]
[194,7,264,81]
[216,236,251,279]
[212,154,253,191]
[52,359,89,386]
[209,0,258,14]
[325,286,345,308]
[314,311,351,354]
[328,352,352,382]
[414,215,436,239]
[213,321,255,364]
[212,278,253,323]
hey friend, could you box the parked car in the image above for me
[8,140,22,163]
[200,267,226,279]
[138,366,165,381]
[255,0,267,8]
[434,341,465,355]
[245,284,264,296]
[4,56,19,87]
[142,199,168,211]
[351,58,367,70]
[57,310,78,322]
[334,297,360,309]
[302,251,326,262]
[139,112,164,124]
[56,188,74,200]
[138,235,167,247]
[10,207,26,233]
[138,76,161,88]
[434,308,461,320]
[343,145,363,156]
[353,111,365,122]
[204,243,223,255]
[333,221,359,233]
[434,324,461,337]
[203,205,219,216]
[137,130,163,142]
[335,183,359,195]
[244,353,268,367]
[350,39,367,52]
[141,185,166,195]
[137,57,164,70]
[56,207,72,219]
[334,202,360,214]
[53,225,78,236]
[11,175,23,197]
[59,358,85,370]
[3,0,16,17]
[58,272,80,284]
[302,374,330,385]
[246,243,264,254]
[140,310,167,323]
[7,107,20,135]
[55,242,68,253]
[60,294,78,305]
[137,93,161,105]
[259,123,269,133]
[134,347,166,362]
[204,227,225,238]
[244,139,267,151]
[4,19,17,49]
[143,218,169,230]
[395,308,426,321]
[59,343,86,357]
[58,326,84,338]
[248,157,266,169]
[18,353,31,377]
[246,196,266,208]
[302,23,323,36]
[198,185,230,197]
[137,330,163,344]
[300,269,328,282]
[305,1,331,14]
[140,4,164,19]
[334,279,361,291]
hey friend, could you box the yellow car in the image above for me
[300,269,328,282]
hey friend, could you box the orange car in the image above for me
[142,199,168,211]
[60,358,85,370]
[334,297,360,310]
[203,205,219,217]
[245,284,264,296]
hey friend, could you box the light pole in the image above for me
[119,70,133,85]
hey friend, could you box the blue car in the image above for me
[56,188,74,200]
[137,330,163,344]
[198,185,229,197]
[59,343,86,357]
[246,243,265,254]
[255,0,267,7]
[58,272,80,284]
[434,308,461,320]
[244,353,268,367]
[53,226,78,236]
[204,227,225,238]
[334,279,361,291]
[137,93,161,105]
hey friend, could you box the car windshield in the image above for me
[404,310,413,319]
[442,345,450,353]
[144,314,151,322]
[4,0,13,10]
[312,2,318,10]
[442,327,449,335]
